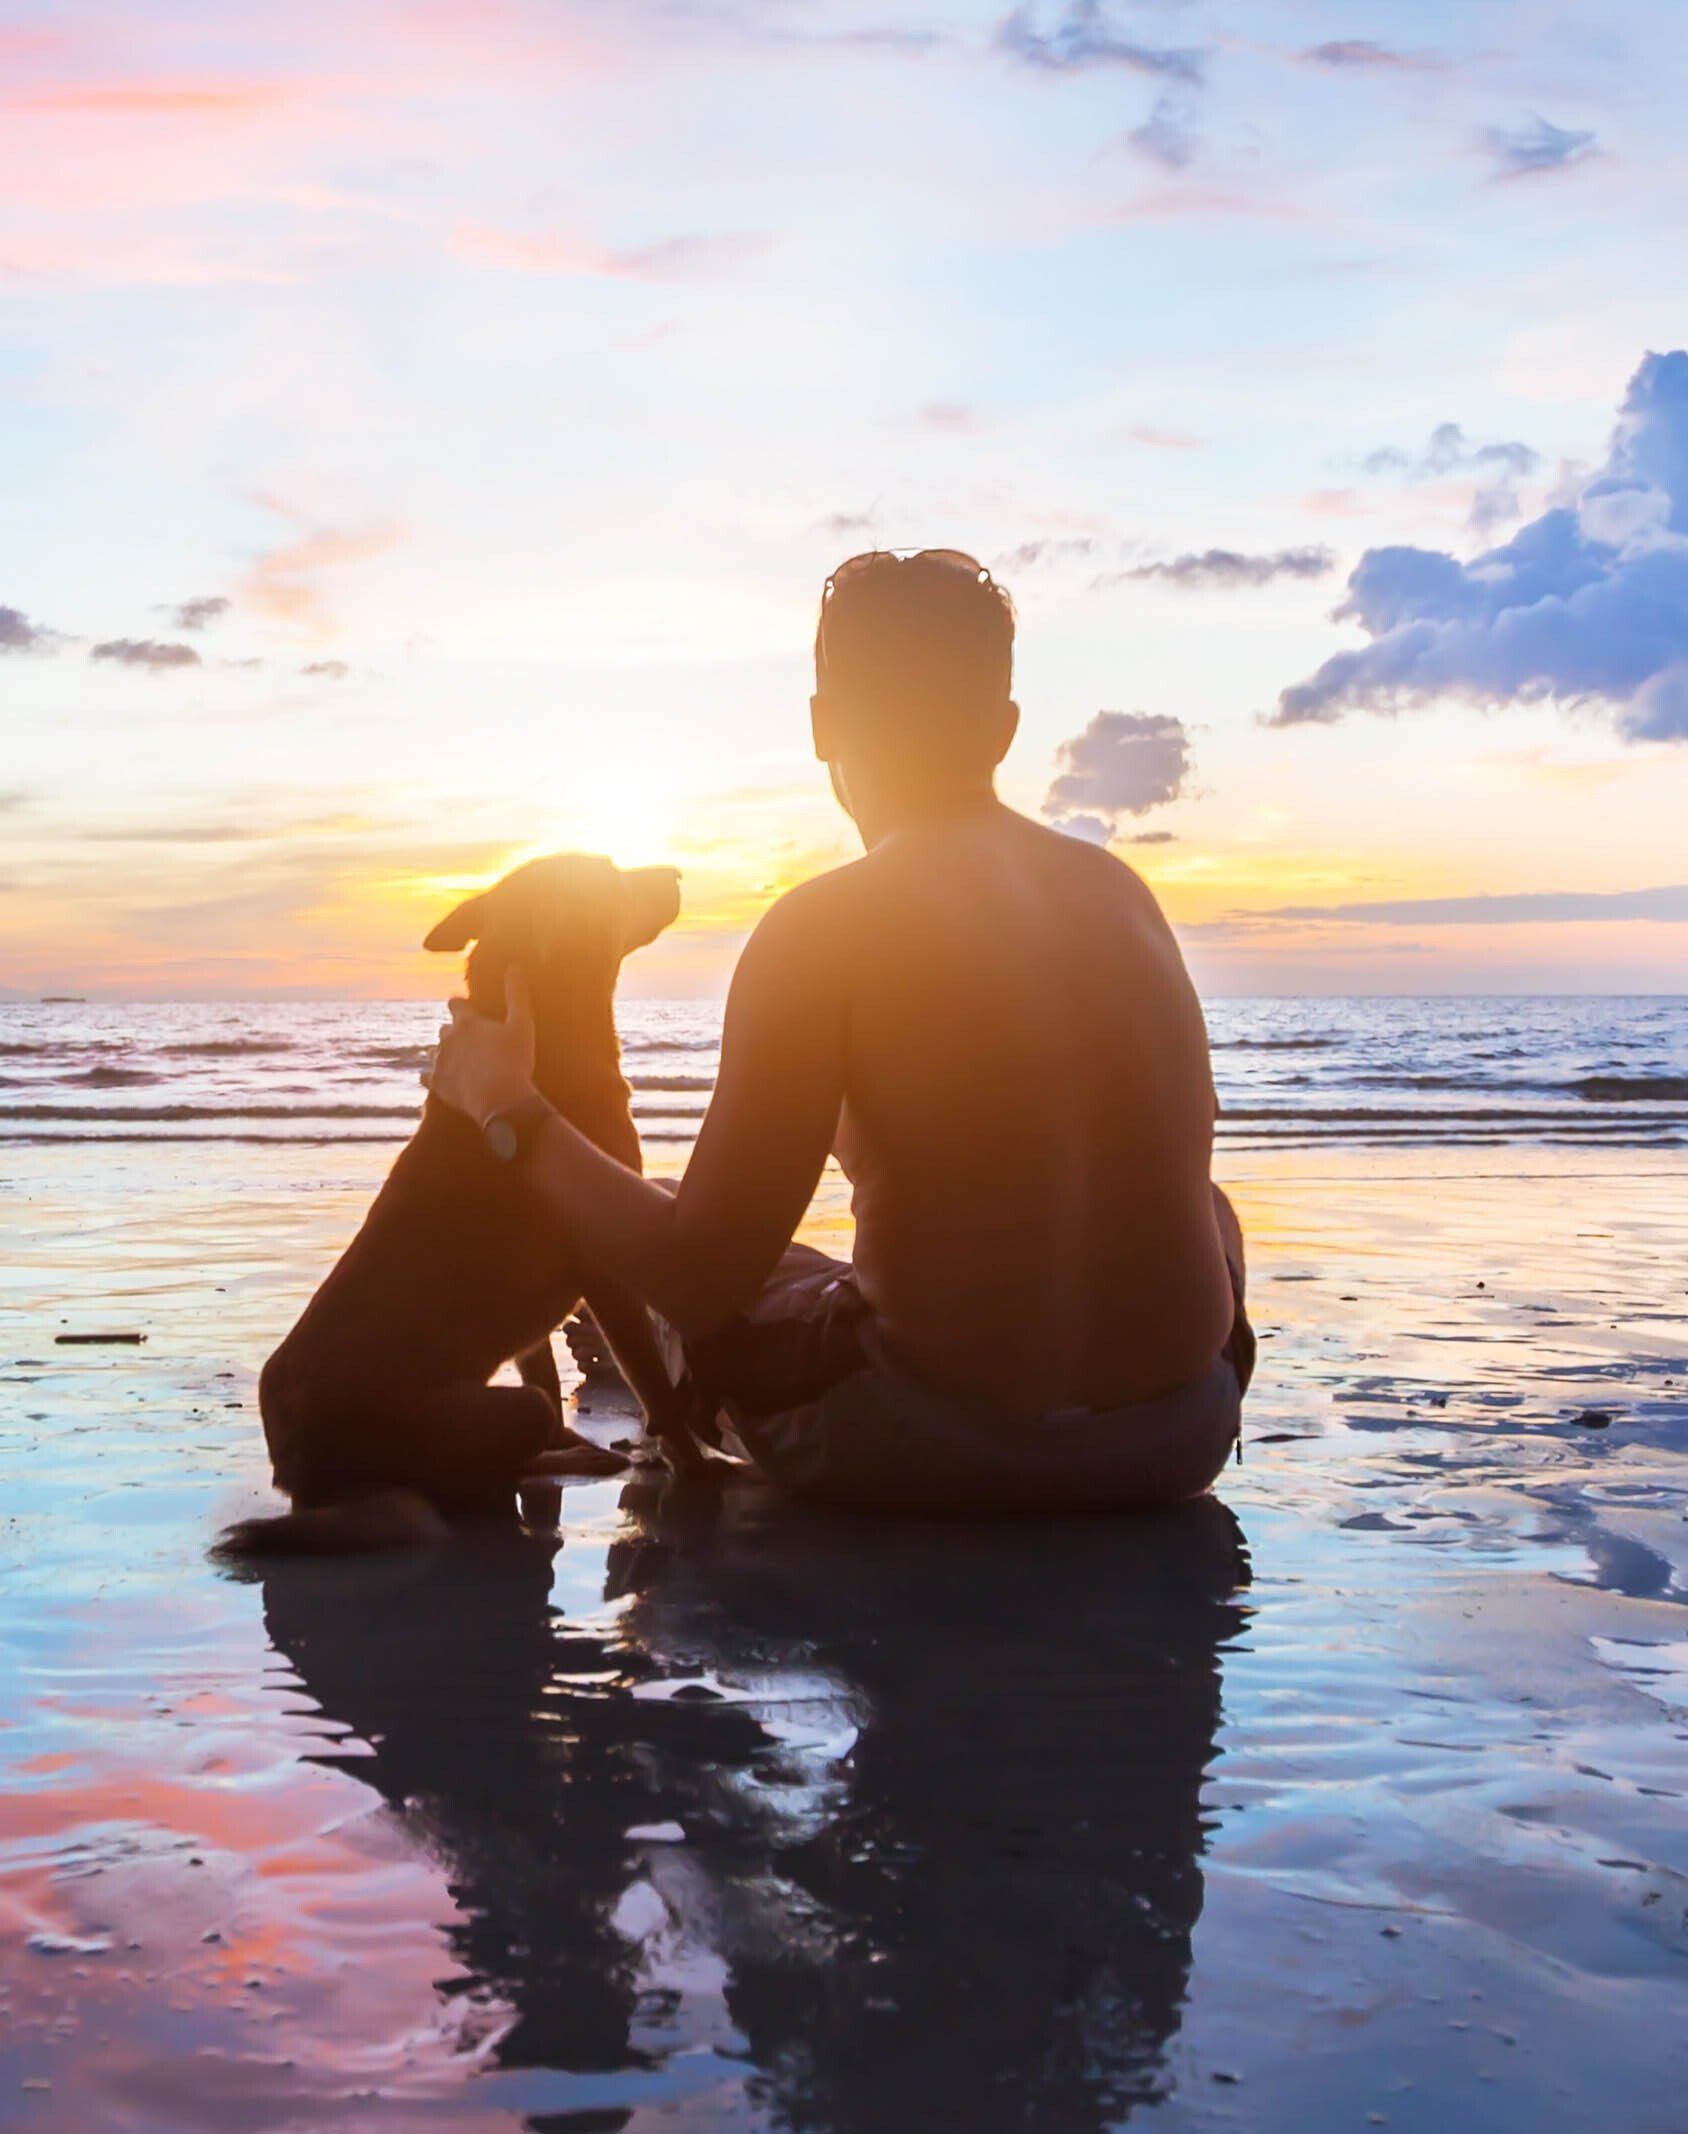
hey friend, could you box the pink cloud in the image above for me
[239,514,405,627]
[0,229,299,288]
[1300,488,1373,518]
[17,77,303,117]
[1117,186,1309,223]
[449,221,766,278]
[1127,426,1205,451]
[918,402,983,432]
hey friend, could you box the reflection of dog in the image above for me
[218,854,683,1556]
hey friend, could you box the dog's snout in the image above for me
[621,865,682,953]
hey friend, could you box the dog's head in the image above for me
[423,854,681,1022]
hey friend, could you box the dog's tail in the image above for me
[214,1489,448,1559]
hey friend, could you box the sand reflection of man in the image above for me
[258,1484,1249,2127]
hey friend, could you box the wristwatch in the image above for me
[481,1090,555,1166]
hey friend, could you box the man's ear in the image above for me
[619,866,682,954]
[423,892,490,952]
[810,690,834,765]
[992,697,1021,768]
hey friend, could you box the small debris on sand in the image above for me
[54,1331,146,1345]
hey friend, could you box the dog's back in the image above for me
[255,1099,584,1490]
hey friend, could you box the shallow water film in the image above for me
[3,1116,1686,2127]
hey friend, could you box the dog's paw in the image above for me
[522,1443,632,1480]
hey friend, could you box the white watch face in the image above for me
[484,1115,520,1163]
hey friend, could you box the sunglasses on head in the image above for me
[823,548,997,601]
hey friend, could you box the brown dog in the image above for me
[218,853,683,1555]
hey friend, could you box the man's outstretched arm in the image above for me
[428,885,849,1336]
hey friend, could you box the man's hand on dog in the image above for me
[426,967,538,1126]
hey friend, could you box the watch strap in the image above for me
[482,1090,555,1165]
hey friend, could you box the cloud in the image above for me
[762,23,947,55]
[20,79,300,118]
[166,595,229,631]
[451,222,767,279]
[1361,424,1539,482]
[1362,421,1542,534]
[1127,426,1204,451]
[1127,91,1198,171]
[1104,546,1334,590]
[1044,710,1191,842]
[89,637,201,670]
[0,604,49,652]
[994,536,1099,570]
[1114,184,1309,226]
[1128,829,1176,844]
[240,512,402,626]
[1481,115,1598,182]
[918,401,981,431]
[1271,350,1688,741]
[1304,488,1384,519]
[300,659,350,679]
[1299,40,1444,72]
[0,788,31,812]
[1239,885,1688,925]
[77,823,271,844]
[997,3,1205,82]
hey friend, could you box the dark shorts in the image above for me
[680,1241,1254,1515]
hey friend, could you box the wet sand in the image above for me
[2,1140,1685,2130]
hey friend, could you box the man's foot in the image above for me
[645,1380,729,1474]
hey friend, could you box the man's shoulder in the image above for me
[763,853,875,923]
[740,858,870,970]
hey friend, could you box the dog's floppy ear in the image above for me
[619,865,682,954]
[423,891,490,953]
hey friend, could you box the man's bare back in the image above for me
[772,802,1234,1410]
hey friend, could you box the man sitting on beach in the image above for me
[428,549,1254,1510]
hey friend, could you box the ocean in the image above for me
[2,994,1684,1152]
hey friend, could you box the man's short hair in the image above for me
[814,549,1014,760]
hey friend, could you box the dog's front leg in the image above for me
[581,1279,715,1471]
[516,1335,565,1445]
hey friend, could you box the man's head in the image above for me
[811,550,1018,822]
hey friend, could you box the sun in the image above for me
[536,776,684,875]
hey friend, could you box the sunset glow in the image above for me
[4,0,1687,997]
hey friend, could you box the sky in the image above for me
[2,0,1687,999]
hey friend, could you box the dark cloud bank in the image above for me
[90,638,202,671]
[167,596,229,632]
[1116,546,1333,590]
[1250,885,1688,926]
[1044,710,1191,843]
[0,605,50,652]
[1274,351,1688,742]
[1299,40,1444,73]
